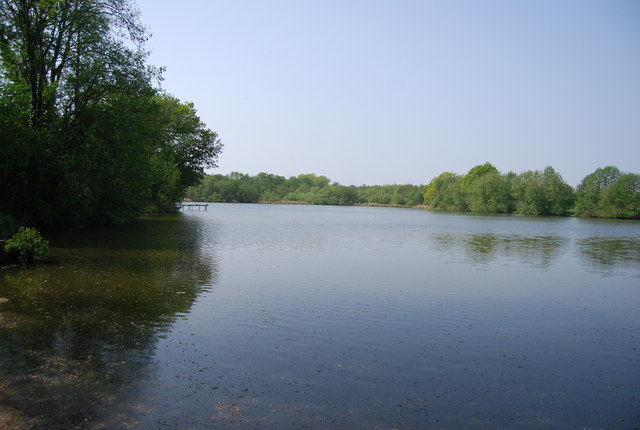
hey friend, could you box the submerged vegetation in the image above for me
[187,164,640,220]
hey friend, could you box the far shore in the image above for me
[183,199,428,209]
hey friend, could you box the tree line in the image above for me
[185,173,425,207]
[424,163,639,218]
[187,164,640,220]
[0,0,222,234]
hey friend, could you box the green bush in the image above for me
[4,227,50,263]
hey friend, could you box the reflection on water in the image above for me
[0,215,216,429]
[1,205,639,429]
[579,237,640,274]
[430,233,567,269]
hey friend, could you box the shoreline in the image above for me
[181,201,640,220]
[187,200,426,210]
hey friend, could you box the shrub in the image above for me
[4,227,50,263]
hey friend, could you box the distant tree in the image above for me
[512,170,543,215]
[435,174,466,211]
[575,166,622,217]
[461,162,499,192]
[467,172,513,213]
[597,174,640,219]
[288,174,330,192]
[255,172,287,198]
[185,173,429,207]
[356,184,424,206]
[312,185,357,206]
[543,166,575,215]
[423,172,458,207]
[215,177,238,202]
[511,167,573,215]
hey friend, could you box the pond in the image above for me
[1,204,639,429]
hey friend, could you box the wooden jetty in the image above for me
[178,203,208,211]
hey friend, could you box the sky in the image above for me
[135,0,640,187]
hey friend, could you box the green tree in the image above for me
[312,185,357,206]
[0,0,150,223]
[356,184,424,206]
[461,162,499,192]
[423,172,456,206]
[0,0,147,125]
[149,95,222,210]
[597,174,640,219]
[254,172,287,199]
[0,82,30,219]
[511,167,573,215]
[575,166,622,217]
[467,172,513,213]
[0,0,221,225]
[423,172,465,211]
[544,167,575,215]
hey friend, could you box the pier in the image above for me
[178,203,208,211]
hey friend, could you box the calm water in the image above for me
[1,204,639,429]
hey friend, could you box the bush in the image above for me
[4,227,50,263]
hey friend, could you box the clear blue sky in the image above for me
[136,0,639,186]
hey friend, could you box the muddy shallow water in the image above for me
[1,204,639,429]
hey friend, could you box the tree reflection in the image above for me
[430,233,567,268]
[0,214,217,429]
[579,237,640,275]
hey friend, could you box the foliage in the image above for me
[187,165,639,220]
[460,162,499,192]
[436,175,466,211]
[423,172,467,211]
[0,0,221,226]
[4,227,50,263]
[575,166,623,217]
[186,173,424,207]
[425,165,575,216]
[148,95,222,212]
[423,163,640,219]
[358,184,424,206]
[596,174,640,219]
[511,167,574,216]
[467,172,513,213]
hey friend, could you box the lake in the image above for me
[1,203,639,429]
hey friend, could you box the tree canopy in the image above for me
[185,173,425,207]
[574,166,622,217]
[588,173,640,219]
[185,165,639,220]
[423,164,638,219]
[0,0,222,227]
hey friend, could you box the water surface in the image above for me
[1,204,639,429]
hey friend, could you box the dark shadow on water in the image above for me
[0,214,217,429]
